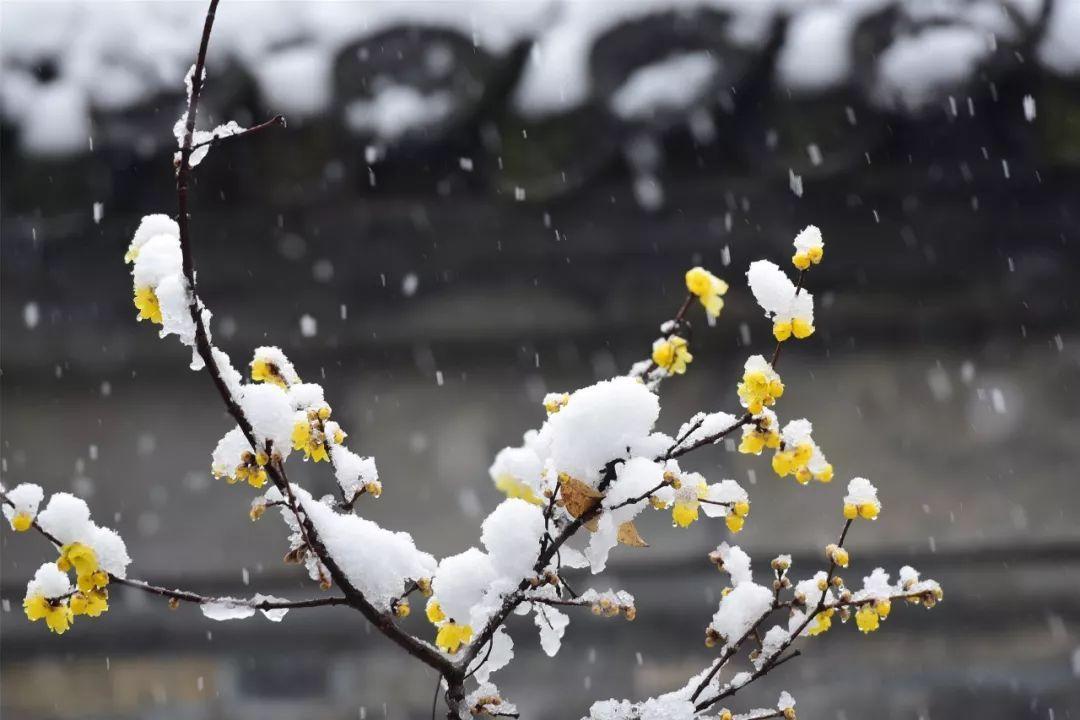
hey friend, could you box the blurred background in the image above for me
[2,1,1079,718]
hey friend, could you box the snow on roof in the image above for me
[0,0,1071,156]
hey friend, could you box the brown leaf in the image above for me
[617,521,649,547]
[559,474,602,520]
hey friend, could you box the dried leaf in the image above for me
[559,474,602,520]
[617,521,648,547]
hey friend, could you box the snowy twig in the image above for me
[2,491,346,611]
[695,520,853,713]
[169,0,454,679]
[189,114,286,151]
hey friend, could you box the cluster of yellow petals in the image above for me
[250,359,290,388]
[685,267,728,318]
[494,474,543,506]
[792,244,824,271]
[772,443,832,484]
[738,417,781,455]
[133,286,163,324]
[737,369,784,415]
[26,543,112,634]
[292,406,341,463]
[670,482,749,534]
[24,595,74,634]
[772,317,814,343]
[233,450,270,488]
[725,501,750,534]
[855,599,891,633]
[807,607,835,636]
[543,393,569,415]
[843,501,880,520]
[11,512,34,532]
[671,482,705,528]
[426,599,473,653]
[652,336,692,375]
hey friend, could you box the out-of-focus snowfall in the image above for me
[2,0,1078,718]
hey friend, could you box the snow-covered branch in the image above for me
[2,4,944,719]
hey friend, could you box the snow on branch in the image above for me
[2,3,943,719]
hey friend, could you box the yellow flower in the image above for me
[24,595,73,634]
[394,599,411,619]
[875,599,891,619]
[57,543,99,578]
[543,393,569,415]
[737,364,784,415]
[828,546,849,568]
[11,512,33,532]
[724,500,750,533]
[671,483,706,528]
[774,317,814,342]
[250,359,289,388]
[808,608,834,636]
[844,501,879,520]
[685,267,728,318]
[793,226,824,270]
[435,621,473,653]
[792,317,814,339]
[133,286,163,324]
[494,475,543,506]
[232,451,270,488]
[77,570,109,594]
[71,589,109,618]
[856,604,880,633]
[772,450,795,478]
[292,419,329,462]
[426,599,446,624]
[652,336,693,375]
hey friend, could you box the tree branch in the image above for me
[168,0,454,678]
[2,491,347,612]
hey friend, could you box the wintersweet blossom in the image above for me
[792,225,824,270]
[23,564,74,635]
[671,482,705,528]
[292,406,340,463]
[738,409,781,455]
[843,477,881,520]
[250,346,300,388]
[24,594,73,634]
[71,589,110,617]
[685,266,728,318]
[133,286,163,324]
[543,392,569,414]
[737,356,784,415]
[746,259,815,341]
[652,335,692,374]
[436,621,474,653]
[770,419,833,484]
[3,483,43,531]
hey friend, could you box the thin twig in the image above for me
[2,491,347,611]
[190,114,286,151]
